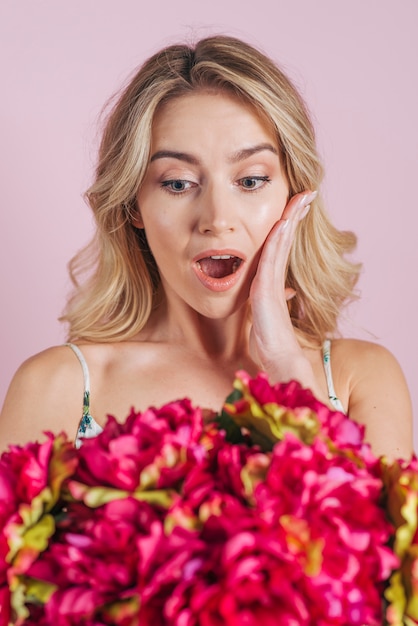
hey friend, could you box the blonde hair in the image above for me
[62,35,360,344]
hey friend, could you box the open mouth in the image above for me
[196,255,243,278]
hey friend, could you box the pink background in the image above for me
[1,1,417,449]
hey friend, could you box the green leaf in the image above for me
[214,409,246,444]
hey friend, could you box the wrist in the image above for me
[264,356,330,405]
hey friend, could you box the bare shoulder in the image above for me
[330,338,410,394]
[0,345,85,450]
[331,337,402,361]
[331,338,413,459]
[3,345,83,396]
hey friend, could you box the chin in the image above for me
[193,295,249,321]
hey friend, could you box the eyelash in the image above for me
[161,180,196,194]
[238,175,271,190]
[160,176,271,195]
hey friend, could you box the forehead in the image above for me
[151,91,278,148]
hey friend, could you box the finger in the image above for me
[260,189,318,267]
[257,218,291,272]
[281,189,318,222]
[251,190,318,301]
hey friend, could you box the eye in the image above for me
[161,179,196,194]
[238,176,271,190]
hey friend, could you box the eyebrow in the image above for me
[150,150,200,165]
[227,143,278,163]
[149,143,278,165]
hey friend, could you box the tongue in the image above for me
[199,257,237,278]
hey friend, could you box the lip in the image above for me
[192,249,246,293]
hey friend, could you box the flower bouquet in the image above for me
[0,371,417,625]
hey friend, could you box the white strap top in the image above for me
[322,339,345,413]
[67,340,346,446]
[65,343,103,448]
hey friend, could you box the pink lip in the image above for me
[192,249,246,293]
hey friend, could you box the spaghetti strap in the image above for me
[65,342,91,419]
[322,339,345,413]
[65,343,90,395]
[65,343,102,446]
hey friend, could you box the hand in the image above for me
[249,190,321,390]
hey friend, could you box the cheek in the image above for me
[247,193,288,265]
[143,221,173,256]
[138,197,175,236]
[277,185,290,218]
[255,196,287,235]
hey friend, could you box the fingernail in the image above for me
[277,219,289,233]
[300,190,318,208]
[299,204,311,220]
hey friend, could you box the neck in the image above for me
[142,295,251,363]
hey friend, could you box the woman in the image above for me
[0,35,412,458]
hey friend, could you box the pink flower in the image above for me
[74,399,205,494]
[0,434,77,626]
[139,497,312,625]
[1,373,406,625]
[179,433,259,513]
[0,586,11,626]
[382,456,418,624]
[26,497,160,625]
[225,371,369,457]
[3,438,52,502]
[253,434,397,625]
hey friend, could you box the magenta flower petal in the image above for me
[1,373,406,625]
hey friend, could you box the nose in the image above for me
[196,185,236,235]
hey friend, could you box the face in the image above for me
[135,91,289,319]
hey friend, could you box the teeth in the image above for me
[210,254,233,260]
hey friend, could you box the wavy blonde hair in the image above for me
[62,35,360,344]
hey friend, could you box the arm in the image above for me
[249,193,413,460]
[0,347,84,451]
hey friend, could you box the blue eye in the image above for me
[239,176,271,190]
[161,180,193,193]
